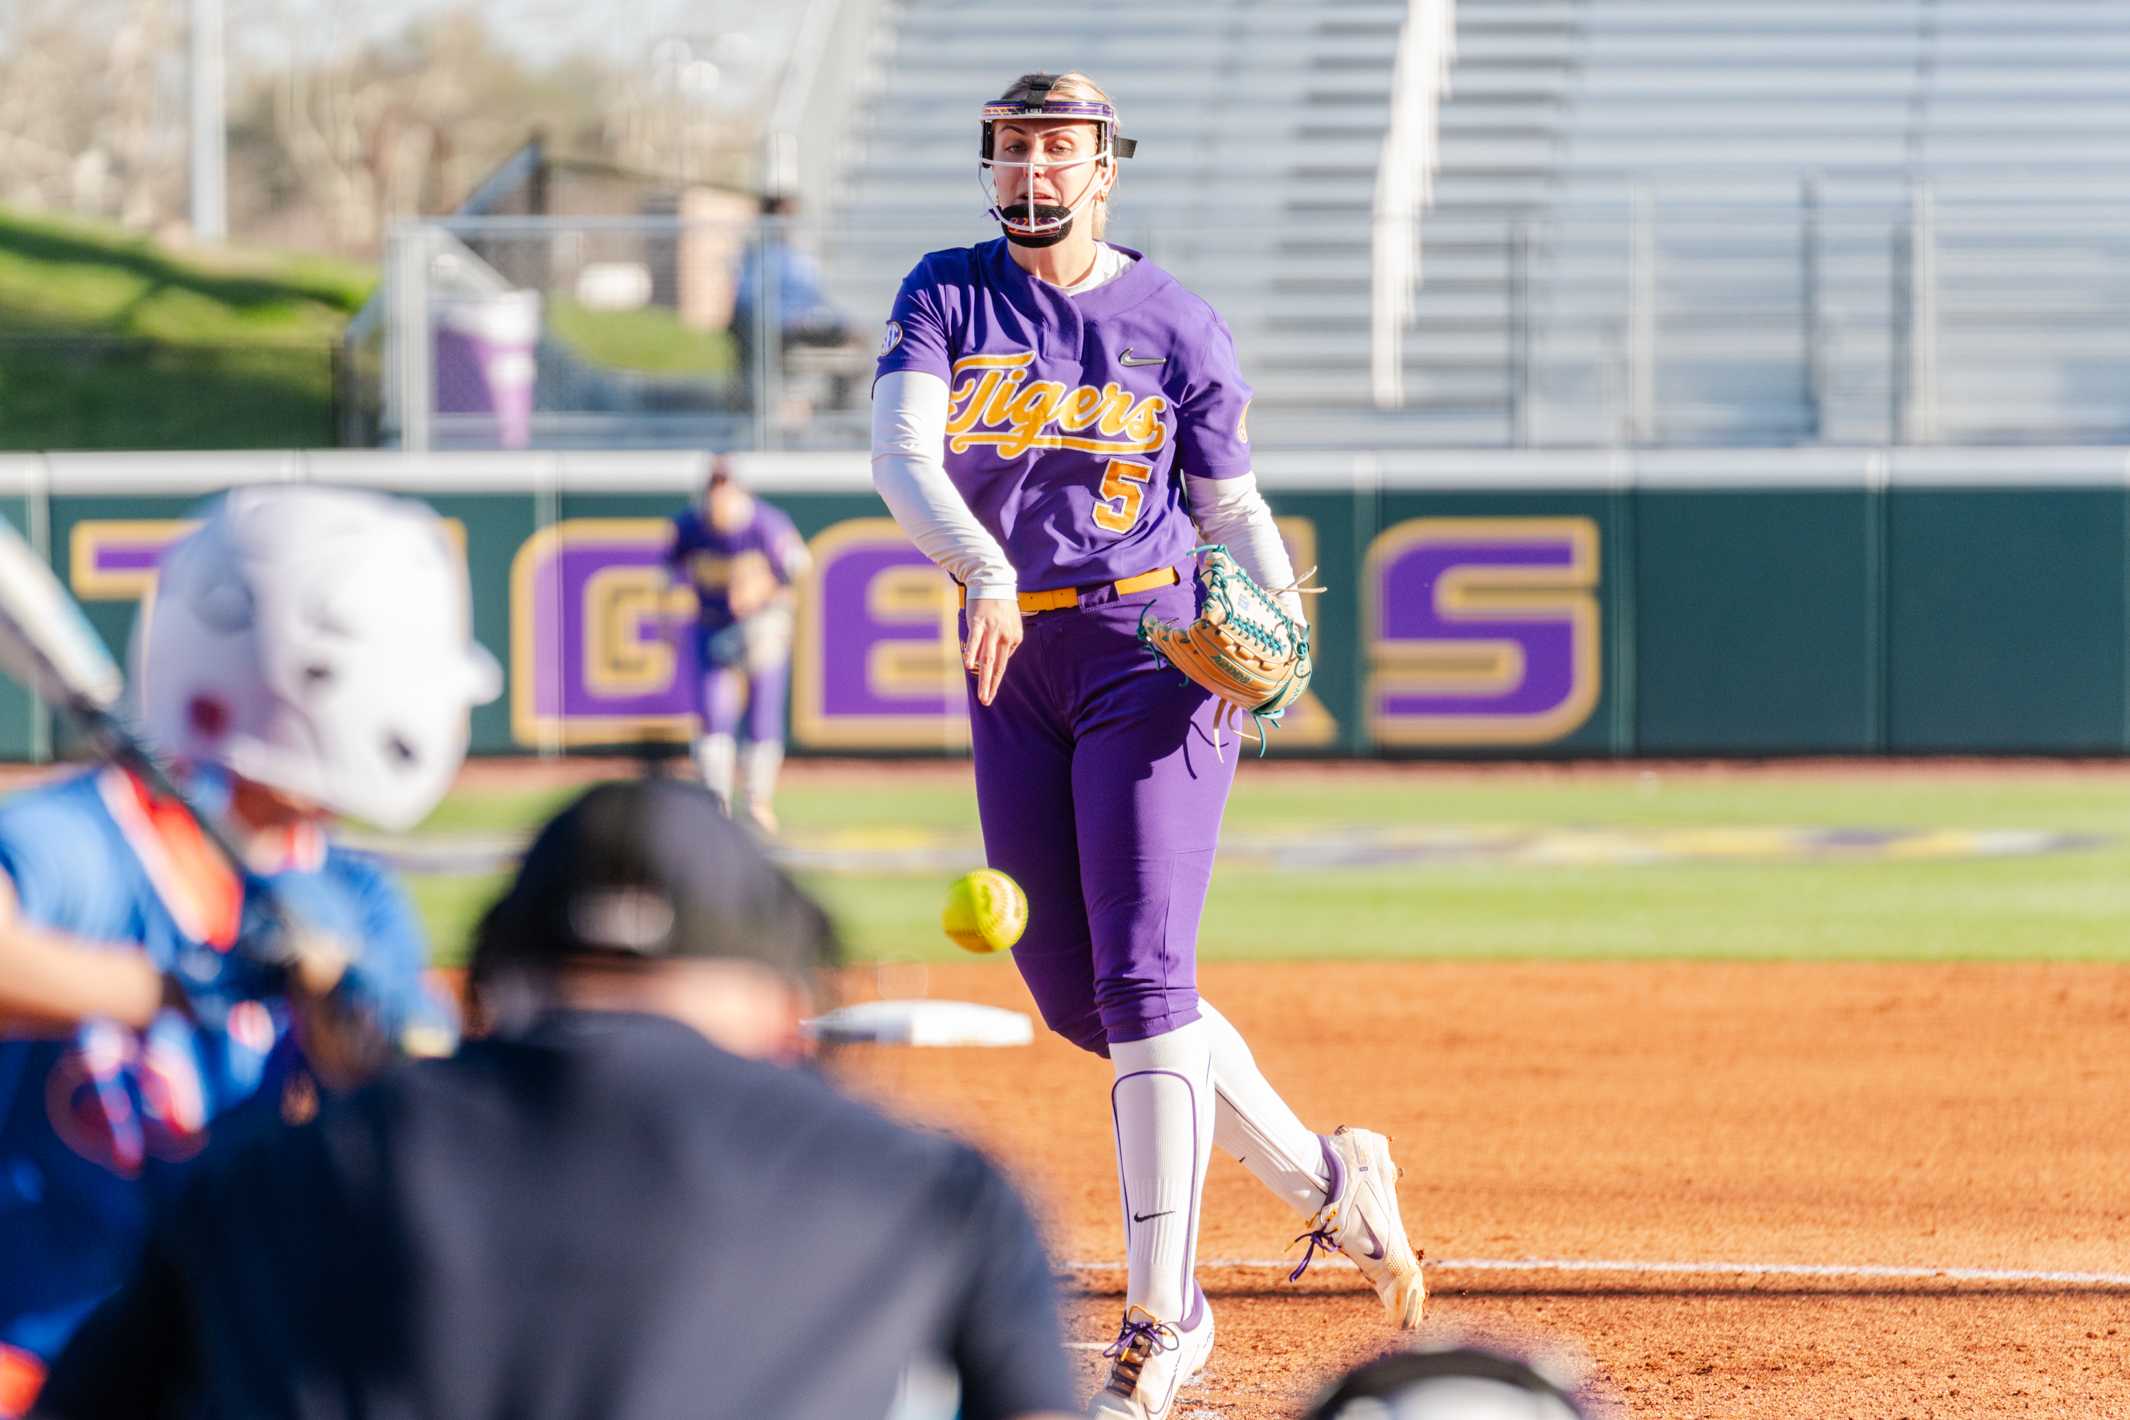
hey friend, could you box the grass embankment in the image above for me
[0,206,372,449]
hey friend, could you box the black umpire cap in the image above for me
[470,780,838,1017]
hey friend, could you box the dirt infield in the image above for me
[832,959,2130,1417]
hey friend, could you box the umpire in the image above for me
[35,780,1077,1420]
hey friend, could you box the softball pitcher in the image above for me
[0,487,498,1416]
[871,72,1424,1420]
[665,455,811,833]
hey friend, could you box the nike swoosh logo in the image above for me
[1118,348,1165,367]
[1357,1218,1387,1261]
[1132,1210,1174,1223]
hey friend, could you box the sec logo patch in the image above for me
[879,319,904,357]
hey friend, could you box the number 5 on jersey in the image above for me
[1092,458,1155,533]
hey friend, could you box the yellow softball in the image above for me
[941,868,1028,955]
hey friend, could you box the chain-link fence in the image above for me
[346,190,2130,455]
[358,210,872,453]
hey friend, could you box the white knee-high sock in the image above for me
[692,733,738,807]
[1109,1019,1213,1324]
[739,740,783,814]
[1201,998,1332,1218]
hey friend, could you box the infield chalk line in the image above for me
[1059,1256,2130,1288]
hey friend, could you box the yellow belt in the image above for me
[959,566,1180,615]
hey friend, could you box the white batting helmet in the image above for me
[136,486,502,831]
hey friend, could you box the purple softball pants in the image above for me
[966,577,1238,1054]
[694,627,789,744]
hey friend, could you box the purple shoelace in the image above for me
[1287,1215,1343,1282]
[1103,1315,1179,1361]
[1290,1134,1348,1282]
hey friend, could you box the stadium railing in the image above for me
[359,183,2130,454]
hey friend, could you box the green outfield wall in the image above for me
[4,447,2128,760]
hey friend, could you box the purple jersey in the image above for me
[875,239,1255,593]
[665,500,806,630]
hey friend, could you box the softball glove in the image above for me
[1138,544,1319,758]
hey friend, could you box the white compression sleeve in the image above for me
[1109,1020,1213,1324]
[1200,998,1332,1217]
[1185,472,1305,624]
[870,370,1018,600]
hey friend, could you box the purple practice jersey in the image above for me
[665,500,807,631]
[875,239,1255,592]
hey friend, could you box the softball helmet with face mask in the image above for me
[978,73,1137,245]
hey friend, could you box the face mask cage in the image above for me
[977,94,1137,237]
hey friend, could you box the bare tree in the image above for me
[0,0,187,228]
[228,6,648,250]
[1,0,772,253]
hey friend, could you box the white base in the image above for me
[805,999,1035,1048]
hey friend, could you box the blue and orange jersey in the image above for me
[0,766,431,1389]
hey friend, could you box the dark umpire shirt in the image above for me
[34,1011,1074,1420]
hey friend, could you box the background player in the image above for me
[0,486,499,1417]
[665,455,812,833]
[870,72,1425,1420]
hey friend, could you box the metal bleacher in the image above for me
[1421,0,2130,445]
[825,0,2130,449]
[820,0,1419,451]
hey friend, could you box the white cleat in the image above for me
[1290,1125,1426,1329]
[1086,1287,1214,1419]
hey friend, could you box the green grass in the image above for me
[0,207,371,341]
[417,773,2130,839]
[0,205,740,449]
[545,296,736,376]
[403,769,2130,967]
[407,872,513,966]
[0,205,373,449]
[414,786,588,838]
